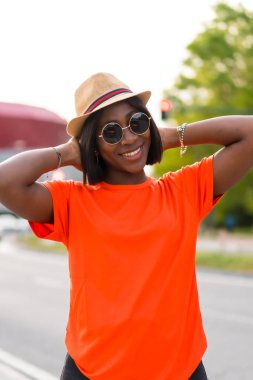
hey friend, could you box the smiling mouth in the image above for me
[121,146,142,158]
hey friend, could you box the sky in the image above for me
[1,0,252,124]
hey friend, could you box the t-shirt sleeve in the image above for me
[29,180,71,245]
[167,155,223,221]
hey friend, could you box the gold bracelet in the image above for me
[176,123,188,157]
[52,147,62,169]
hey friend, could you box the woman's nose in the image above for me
[121,126,138,145]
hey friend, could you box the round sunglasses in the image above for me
[98,112,151,145]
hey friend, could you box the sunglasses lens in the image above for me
[130,113,150,134]
[102,123,122,144]
[100,113,150,144]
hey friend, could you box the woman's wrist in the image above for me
[54,138,81,168]
[159,127,182,151]
[51,147,62,168]
[51,144,72,168]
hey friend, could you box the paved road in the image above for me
[0,237,253,379]
[199,270,253,379]
[0,238,68,379]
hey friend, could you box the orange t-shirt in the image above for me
[29,156,221,380]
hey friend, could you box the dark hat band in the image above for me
[84,88,132,114]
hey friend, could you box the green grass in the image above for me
[196,251,253,273]
[16,233,66,253]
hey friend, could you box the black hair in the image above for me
[79,97,163,185]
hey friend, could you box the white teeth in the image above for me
[122,147,141,157]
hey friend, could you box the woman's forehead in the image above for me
[99,101,136,123]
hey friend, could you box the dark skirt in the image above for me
[60,353,208,380]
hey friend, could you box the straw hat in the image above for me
[66,72,151,137]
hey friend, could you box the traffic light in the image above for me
[160,99,172,120]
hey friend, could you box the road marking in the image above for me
[0,361,29,380]
[197,271,253,288]
[0,348,58,380]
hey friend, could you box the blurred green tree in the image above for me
[154,1,253,229]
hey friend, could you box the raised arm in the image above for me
[0,138,81,223]
[160,116,253,198]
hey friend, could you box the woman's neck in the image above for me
[103,170,148,185]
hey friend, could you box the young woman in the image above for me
[0,72,253,380]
